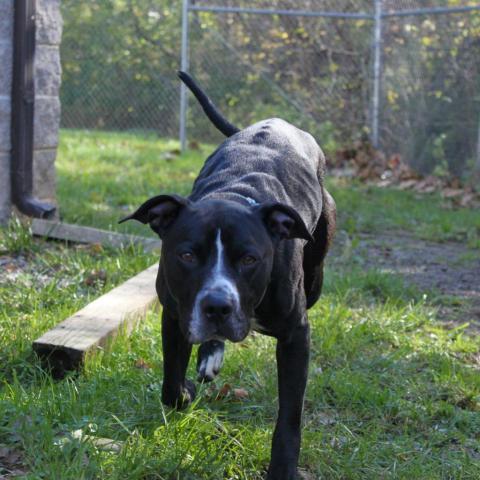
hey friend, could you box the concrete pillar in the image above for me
[0,0,13,224]
[33,0,63,207]
[0,0,62,224]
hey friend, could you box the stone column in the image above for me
[0,0,13,224]
[34,0,62,208]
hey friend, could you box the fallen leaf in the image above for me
[0,444,23,467]
[89,243,103,254]
[233,388,249,400]
[84,269,107,287]
[398,179,418,190]
[134,358,152,370]
[442,188,463,199]
[459,192,476,207]
[316,411,337,425]
[376,179,393,188]
[216,383,231,400]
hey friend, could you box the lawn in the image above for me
[0,129,479,479]
[56,129,480,247]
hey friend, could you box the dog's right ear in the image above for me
[119,194,190,237]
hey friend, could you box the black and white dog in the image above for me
[121,72,336,479]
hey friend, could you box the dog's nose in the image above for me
[201,293,233,322]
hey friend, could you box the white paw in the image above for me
[197,348,224,382]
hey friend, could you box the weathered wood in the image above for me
[58,430,124,454]
[31,219,161,252]
[33,264,159,377]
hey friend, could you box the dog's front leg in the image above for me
[161,309,196,409]
[267,321,310,480]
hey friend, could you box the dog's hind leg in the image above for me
[303,188,336,308]
[196,340,225,382]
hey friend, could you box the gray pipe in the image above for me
[11,0,55,218]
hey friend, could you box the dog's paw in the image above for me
[266,465,298,480]
[181,379,196,407]
[197,340,224,382]
[162,379,196,410]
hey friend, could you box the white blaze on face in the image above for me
[209,229,240,300]
[189,229,240,342]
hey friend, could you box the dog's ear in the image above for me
[119,194,190,237]
[256,203,313,242]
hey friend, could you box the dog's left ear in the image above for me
[256,203,313,242]
[119,194,190,237]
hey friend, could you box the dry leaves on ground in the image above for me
[0,445,28,478]
[333,141,480,208]
[207,383,250,401]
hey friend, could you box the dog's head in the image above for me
[121,196,312,344]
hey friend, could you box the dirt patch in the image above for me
[0,445,29,479]
[332,231,480,331]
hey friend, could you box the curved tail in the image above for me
[178,71,240,137]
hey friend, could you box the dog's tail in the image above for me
[178,71,240,137]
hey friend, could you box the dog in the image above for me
[120,72,336,479]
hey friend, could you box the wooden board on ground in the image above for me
[33,264,159,377]
[31,218,161,252]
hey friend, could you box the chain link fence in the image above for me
[60,1,480,176]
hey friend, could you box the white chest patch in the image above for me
[197,349,224,381]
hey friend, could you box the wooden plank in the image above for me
[57,430,124,454]
[33,264,159,377]
[31,219,161,252]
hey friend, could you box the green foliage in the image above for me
[381,10,480,176]
[60,1,181,134]
[0,216,36,255]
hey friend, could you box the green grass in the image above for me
[57,129,480,248]
[1,129,479,478]
[57,129,208,237]
[328,180,480,249]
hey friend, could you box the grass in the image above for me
[56,129,207,237]
[328,180,480,249]
[56,129,480,248]
[0,129,479,478]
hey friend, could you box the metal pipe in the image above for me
[371,0,382,148]
[188,5,373,20]
[381,5,480,18]
[11,0,55,218]
[179,0,190,152]
[476,114,480,177]
[189,3,480,19]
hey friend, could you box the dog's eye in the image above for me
[241,255,257,266]
[179,251,195,263]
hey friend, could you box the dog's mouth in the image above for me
[187,328,250,345]
[186,315,250,344]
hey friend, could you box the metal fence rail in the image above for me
[60,0,480,176]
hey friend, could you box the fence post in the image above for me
[371,0,382,148]
[179,0,190,152]
[476,115,480,178]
